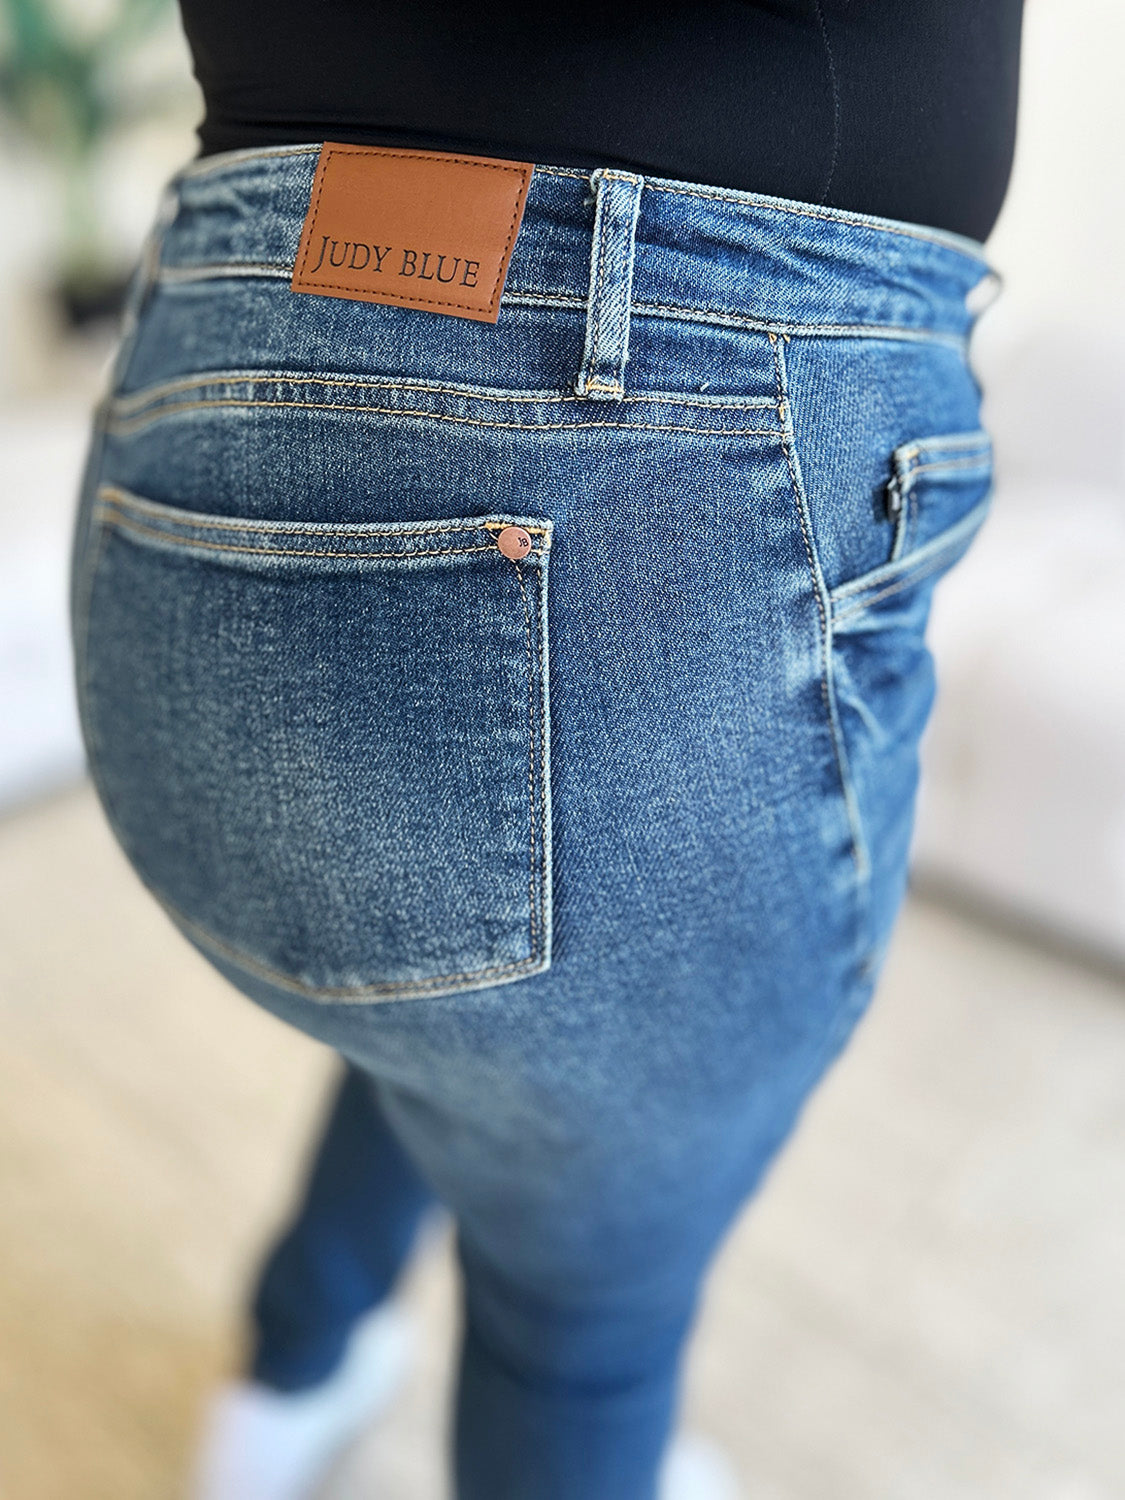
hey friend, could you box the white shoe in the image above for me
[659,1430,745,1500]
[188,1301,416,1500]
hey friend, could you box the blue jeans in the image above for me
[69,146,996,1500]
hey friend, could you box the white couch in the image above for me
[914,326,1125,963]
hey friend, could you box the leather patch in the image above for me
[290,143,533,323]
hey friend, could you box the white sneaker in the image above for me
[659,1430,745,1500]
[188,1301,416,1500]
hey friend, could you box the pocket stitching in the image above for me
[97,484,552,543]
[830,492,991,616]
[109,367,780,415]
[97,513,507,564]
[160,891,549,1000]
[911,454,991,476]
[772,333,873,921]
[104,396,781,440]
[515,559,544,966]
[889,433,991,563]
[833,531,978,624]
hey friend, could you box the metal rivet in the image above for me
[496,525,532,560]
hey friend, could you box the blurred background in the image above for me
[1,2,1123,1497]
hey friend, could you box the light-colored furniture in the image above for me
[914,328,1125,964]
[0,404,91,807]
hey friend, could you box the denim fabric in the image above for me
[246,1060,435,1392]
[69,145,996,1500]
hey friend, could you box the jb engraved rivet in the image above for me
[496,526,532,560]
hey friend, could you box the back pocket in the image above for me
[76,485,554,1003]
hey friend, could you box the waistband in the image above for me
[149,143,999,350]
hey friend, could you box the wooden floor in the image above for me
[2,783,1123,1500]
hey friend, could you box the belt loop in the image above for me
[573,169,644,400]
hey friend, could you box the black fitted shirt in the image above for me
[177,1,1024,243]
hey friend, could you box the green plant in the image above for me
[0,0,175,317]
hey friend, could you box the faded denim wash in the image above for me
[69,144,996,1500]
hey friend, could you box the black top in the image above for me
[178,1,1024,243]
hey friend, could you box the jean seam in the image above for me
[74,499,114,781]
[160,890,549,1000]
[95,513,531,564]
[106,180,181,394]
[771,333,872,961]
[97,486,553,543]
[514,559,539,961]
[831,519,988,624]
[524,542,553,964]
[104,399,780,439]
[911,455,992,476]
[618,304,968,348]
[109,371,780,415]
[829,494,992,610]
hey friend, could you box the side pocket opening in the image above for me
[883,429,993,568]
[839,430,993,625]
[78,484,554,1004]
[826,429,993,976]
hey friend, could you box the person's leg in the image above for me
[189,1062,437,1500]
[453,1231,696,1500]
[441,1020,873,1500]
[248,1059,436,1391]
[252,942,868,1500]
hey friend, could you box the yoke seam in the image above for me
[104,398,781,438]
[110,372,779,414]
